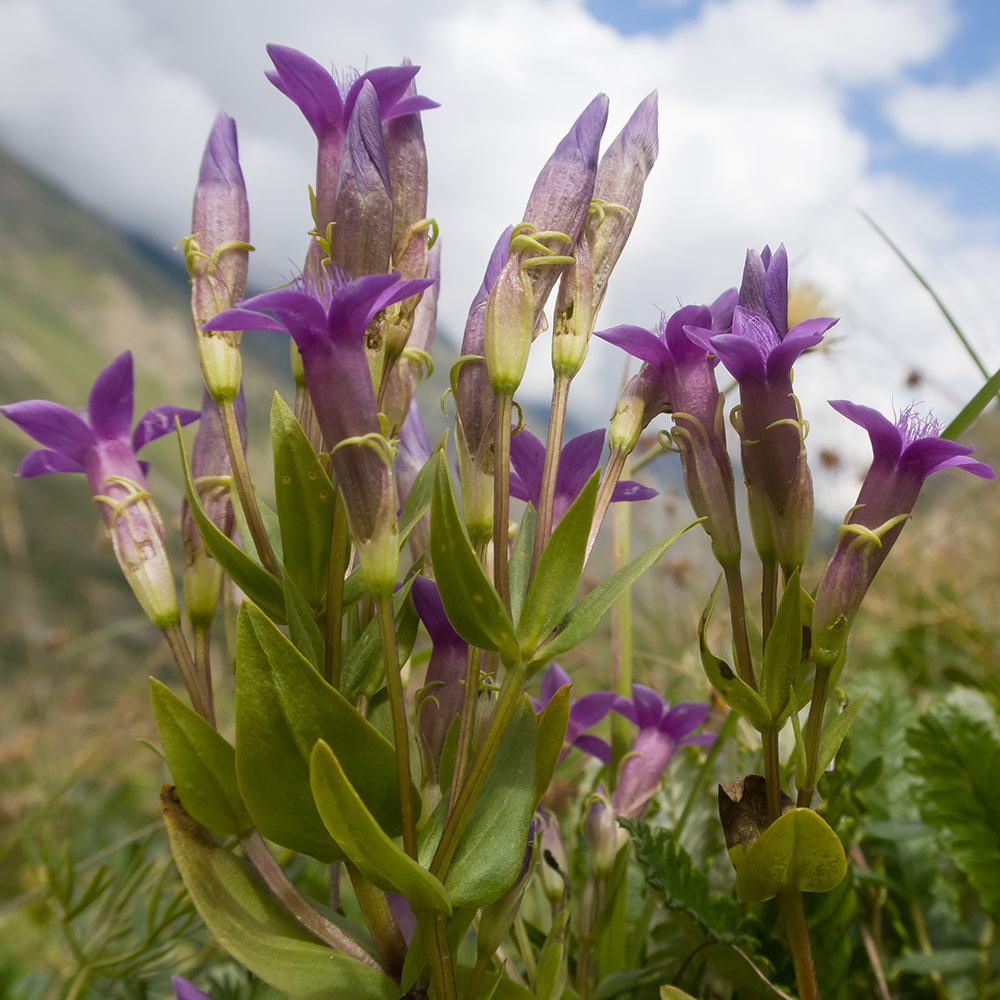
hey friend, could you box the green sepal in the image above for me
[429,459,517,662]
[309,739,452,914]
[283,569,324,674]
[235,603,411,862]
[178,425,286,623]
[730,807,847,903]
[150,678,252,838]
[760,567,804,720]
[508,504,536,628]
[529,519,699,674]
[517,471,598,658]
[161,786,398,1000]
[419,695,537,908]
[271,393,333,608]
[398,436,447,547]
[342,576,418,697]
[698,579,772,731]
[535,683,571,807]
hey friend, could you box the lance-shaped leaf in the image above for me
[283,570,324,673]
[151,679,252,838]
[517,471,598,657]
[418,694,538,908]
[530,520,699,673]
[398,438,445,547]
[730,808,847,903]
[161,786,398,1000]
[430,458,517,661]
[698,579,772,732]
[179,427,286,622]
[760,567,805,721]
[508,504,536,627]
[811,692,869,784]
[271,394,333,608]
[310,739,452,913]
[535,683,571,806]
[236,603,411,862]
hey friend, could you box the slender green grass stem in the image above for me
[532,372,572,575]
[797,666,831,808]
[218,398,281,577]
[162,622,213,726]
[776,891,821,1000]
[493,392,514,612]
[324,489,350,688]
[376,593,417,859]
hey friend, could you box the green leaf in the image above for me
[760,568,803,720]
[283,570,324,673]
[623,818,760,951]
[508,504,536,628]
[429,459,517,661]
[535,683,570,807]
[151,678,253,838]
[698,579,772,731]
[530,519,699,671]
[661,989,699,1000]
[309,739,451,914]
[419,695,538,908]
[271,393,333,608]
[906,690,1000,919]
[235,603,411,862]
[894,949,981,976]
[815,692,869,779]
[162,787,399,1000]
[456,965,536,999]
[517,471,597,657]
[179,427,286,623]
[944,365,1000,440]
[398,441,445,547]
[341,576,417,697]
[730,808,847,903]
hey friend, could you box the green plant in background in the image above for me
[2,42,1000,1000]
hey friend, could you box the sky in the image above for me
[0,0,998,513]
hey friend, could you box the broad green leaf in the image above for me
[178,428,286,623]
[419,695,538,908]
[730,808,847,903]
[342,577,417,697]
[698,580,772,731]
[517,472,598,657]
[398,441,445,547]
[530,519,699,671]
[236,603,410,862]
[150,678,252,838]
[309,739,451,914]
[283,569,324,674]
[535,684,571,807]
[907,690,1000,919]
[623,818,760,951]
[162,786,398,1000]
[429,459,517,661]
[271,393,333,608]
[759,568,804,720]
[814,692,869,778]
[508,504,536,628]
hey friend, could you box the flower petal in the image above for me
[660,701,710,739]
[828,400,903,467]
[609,479,658,502]
[132,405,201,453]
[539,662,572,705]
[594,324,671,371]
[630,684,666,730]
[572,733,611,765]
[1,400,95,464]
[266,44,344,137]
[556,429,605,501]
[16,448,85,476]
[88,351,134,442]
[568,690,617,732]
[509,427,546,506]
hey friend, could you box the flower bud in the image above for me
[483,255,534,395]
[585,788,629,877]
[608,365,670,455]
[536,809,570,904]
[551,237,595,379]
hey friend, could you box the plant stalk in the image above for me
[775,891,821,1000]
[324,488,350,688]
[531,372,572,575]
[493,391,514,612]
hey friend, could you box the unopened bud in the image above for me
[484,256,534,395]
[551,238,595,379]
[585,790,629,877]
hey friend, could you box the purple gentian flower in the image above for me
[531,663,617,765]
[811,400,995,668]
[203,270,433,593]
[172,977,212,1000]
[611,685,713,818]
[1,352,199,628]
[596,295,741,566]
[510,427,656,527]
[693,245,838,572]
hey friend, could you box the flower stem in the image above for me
[345,862,407,978]
[493,391,514,613]
[192,624,215,724]
[762,725,784,825]
[218,397,281,577]
[447,642,481,815]
[531,372,572,575]
[417,909,458,1000]
[724,562,756,689]
[775,891,821,1000]
[585,446,628,565]
[761,556,779,644]
[609,484,632,780]
[324,488,350,688]
[376,592,417,859]
[797,665,831,808]
[162,622,213,726]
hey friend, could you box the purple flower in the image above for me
[596,296,741,566]
[811,400,995,667]
[172,977,212,1000]
[1,352,199,627]
[531,663,617,765]
[204,270,433,593]
[611,685,713,818]
[510,427,656,526]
